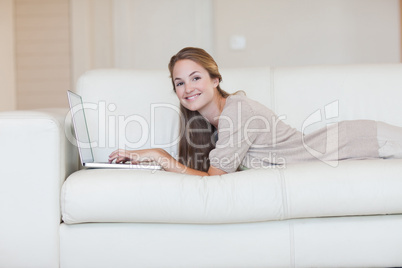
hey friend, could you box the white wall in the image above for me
[0,0,16,111]
[214,0,401,68]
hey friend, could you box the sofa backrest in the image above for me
[273,64,402,133]
[76,64,402,162]
[76,69,179,161]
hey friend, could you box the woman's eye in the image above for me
[176,82,183,87]
[193,77,201,81]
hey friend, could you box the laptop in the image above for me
[67,90,162,170]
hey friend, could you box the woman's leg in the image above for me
[377,121,402,158]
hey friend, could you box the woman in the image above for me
[108,47,402,175]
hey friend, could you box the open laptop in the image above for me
[67,90,162,170]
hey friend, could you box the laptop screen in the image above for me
[67,90,95,164]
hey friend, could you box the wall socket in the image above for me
[230,35,246,50]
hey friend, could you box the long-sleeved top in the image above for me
[209,94,379,173]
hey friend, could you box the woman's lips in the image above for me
[185,93,201,100]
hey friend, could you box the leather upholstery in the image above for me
[75,69,181,161]
[2,64,402,267]
[60,64,402,267]
[0,110,78,268]
[60,215,402,268]
[62,159,402,224]
[273,64,402,132]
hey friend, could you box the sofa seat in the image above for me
[61,159,402,225]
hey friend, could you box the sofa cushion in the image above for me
[273,64,402,133]
[61,159,402,224]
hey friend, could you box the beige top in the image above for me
[209,94,379,173]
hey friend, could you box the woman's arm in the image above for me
[108,148,227,176]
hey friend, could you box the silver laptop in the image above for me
[67,90,162,170]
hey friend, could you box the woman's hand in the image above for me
[108,148,227,176]
[108,149,157,164]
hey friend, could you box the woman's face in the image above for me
[172,59,219,112]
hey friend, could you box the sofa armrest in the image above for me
[0,109,78,268]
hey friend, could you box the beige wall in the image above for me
[3,0,401,110]
[214,0,401,68]
[71,0,401,76]
[112,0,214,69]
[70,0,213,86]
[70,0,115,87]
[15,0,71,109]
[0,0,16,111]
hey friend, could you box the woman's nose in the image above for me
[185,84,194,93]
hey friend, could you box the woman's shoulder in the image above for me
[226,92,254,106]
[225,92,272,115]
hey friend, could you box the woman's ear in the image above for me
[213,78,219,87]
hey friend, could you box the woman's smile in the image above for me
[185,93,201,101]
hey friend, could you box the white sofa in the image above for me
[1,64,402,268]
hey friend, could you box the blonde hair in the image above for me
[168,47,230,171]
